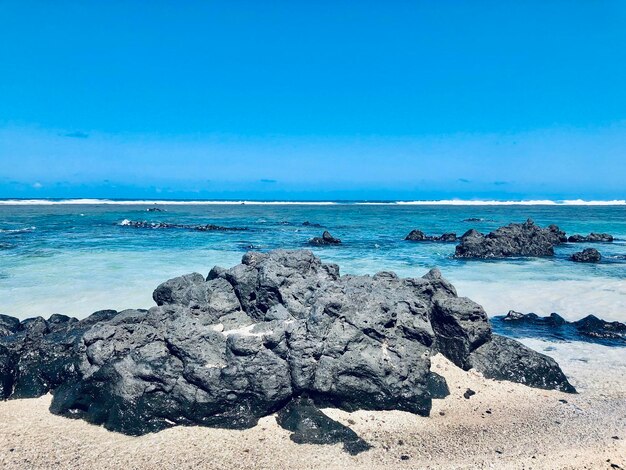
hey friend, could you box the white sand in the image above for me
[1,354,624,470]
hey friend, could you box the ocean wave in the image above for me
[0,199,339,206]
[359,199,626,206]
[0,198,625,206]
[0,226,36,233]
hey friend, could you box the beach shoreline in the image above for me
[1,354,623,470]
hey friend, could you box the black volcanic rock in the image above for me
[568,233,614,243]
[469,335,576,393]
[492,311,626,346]
[309,231,341,245]
[571,248,602,263]
[0,250,576,445]
[574,315,626,341]
[120,220,247,231]
[426,371,451,399]
[439,232,458,242]
[405,229,428,241]
[405,230,457,242]
[0,314,20,337]
[430,296,491,370]
[548,224,568,243]
[276,396,372,455]
[0,310,120,399]
[302,221,323,228]
[455,219,564,259]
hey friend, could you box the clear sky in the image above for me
[1,1,625,200]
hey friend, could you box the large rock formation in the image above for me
[455,219,565,259]
[1,250,575,446]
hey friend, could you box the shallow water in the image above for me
[0,202,625,324]
[2,201,625,380]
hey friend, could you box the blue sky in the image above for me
[1,1,625,200]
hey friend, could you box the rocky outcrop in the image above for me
[492,311,626,346]
[455,219,564,259]
[0,310,120,399]
[302,221,323,228]
[0,250,575,446]
[405,230,457,242]
[119,220,247,231]
[309,231,341,245]
[469,335,576,393]
[568,233,614,243]
[548,224,568,243]
[572,248,601,263]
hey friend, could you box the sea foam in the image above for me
[0,198,625,206]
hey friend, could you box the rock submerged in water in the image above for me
[493,310,626,345]
[0,250,575,446]
[119,220,247,231]
[455,219,565,259]
[405,230,457,242]
[309,230,341,245]
[571,248,602,263]
[302,221,323,228]
[568,233,614,243]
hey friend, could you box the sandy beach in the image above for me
[1,354,623,470]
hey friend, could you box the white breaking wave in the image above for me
[0,226,36,233]
[361,199,626,206]
[0,199,339,206]
[0,198,625,206]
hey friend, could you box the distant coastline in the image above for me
[0,198,625,206]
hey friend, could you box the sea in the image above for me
[1,199,625,391]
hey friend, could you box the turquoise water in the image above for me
[1,202,625,324]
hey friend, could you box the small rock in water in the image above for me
[405,230,457,242]
[571,248,602,263]
[302,221,323,228]
[309,230,342,245]
[455,219,565,258]
[568,232,614,243]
